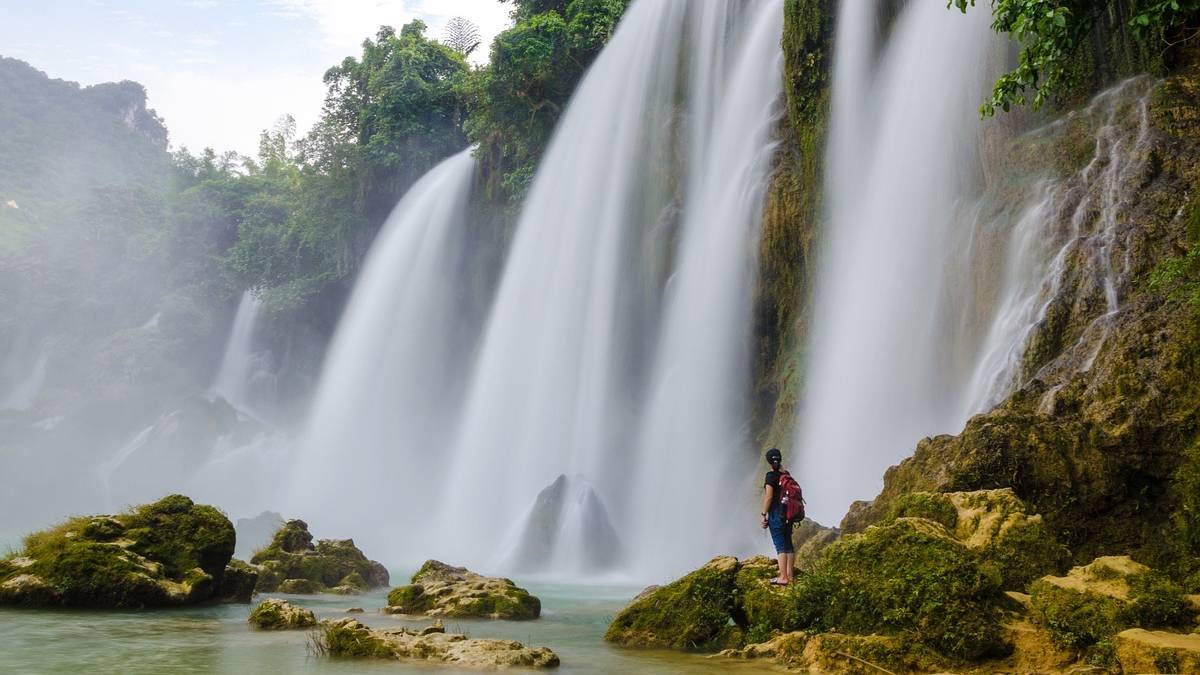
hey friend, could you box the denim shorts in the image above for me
[768,505,794,554]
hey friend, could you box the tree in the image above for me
[444,17,482,57]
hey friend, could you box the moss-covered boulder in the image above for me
[605,556,740,650]
[889,489,1070,589]
[1030,556,1196,654]
[608,518,1009,661]
[720,631,943,674]
[0,494,235,608]
[250,520,388,595]
[314,618,559,668]
[384,560,540,620]
[247,598,316,630]
[216,559,258,603]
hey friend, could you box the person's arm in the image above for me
[760,484,773,528]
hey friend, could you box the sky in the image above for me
[2,0,515,155]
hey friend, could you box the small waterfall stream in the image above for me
[210,290,273,416]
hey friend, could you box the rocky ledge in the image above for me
[250,519,388,595]
[609,489,1199,672]
[314,618,559,669]
[385,560,540,620]
[247,598,317,629]
[0,494,243,608]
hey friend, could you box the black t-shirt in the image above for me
[765,471,782,509]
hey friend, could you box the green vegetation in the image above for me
[312,620,393,659]
[951,0,1199,115]
[0,495,236,608]
[249,520,389,594]
[604,556,741,650]
[247,598,317,629]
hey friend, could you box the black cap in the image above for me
[765,448,782,462]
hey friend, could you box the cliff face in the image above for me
[758,0,1200,574]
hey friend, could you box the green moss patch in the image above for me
[604,556,740,650]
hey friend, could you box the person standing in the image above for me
[760,447,795,585]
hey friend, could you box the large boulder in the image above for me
[1029,555,1196,653]
[604,555,741,650]
[385,560,540,620]
[247,598,317,630]
[216,559,258,603]
[250,520,388,595]
[314,618,559,668]
[888,489,1069,589]
[608,517,1009,661]
[504,474,622,573]
[0,494,235,608]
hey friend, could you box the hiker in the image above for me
[760,447,799,585]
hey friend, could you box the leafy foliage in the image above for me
[951,0,1200,115]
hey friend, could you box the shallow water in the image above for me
[0,580,777,674]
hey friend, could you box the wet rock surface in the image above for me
[385,560,540,620]
[247,598,316,630]
[315,618,559,669]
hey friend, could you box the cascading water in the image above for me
[797,1,1159,525]
[287,149,481,545]
[289,0,783,580]
[441,0,783,579]
[210,290,269,415]
[0,329,47,411]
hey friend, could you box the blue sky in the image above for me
[2,0,514,154]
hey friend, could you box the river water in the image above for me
[0,580,775,674]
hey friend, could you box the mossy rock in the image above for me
[604,556,741,650]
[890,489,1070,590]
[250,520,388,594]
[247,598,316,630]
[217,559,257,603]
[314,618,560,667]
[385,560,540,620]
[1030,556,1197,652]
[1115,628,1200,673]
[0,495,235,608]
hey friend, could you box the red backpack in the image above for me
[778,471,805,524]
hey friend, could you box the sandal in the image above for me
[769,577,789,586]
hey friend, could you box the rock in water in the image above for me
[315,618,559,668]
[0,494,236,608]
[247,598,317,629]
[250,519,388,594]
[505,474,622,573]
[234,511,284,560]
[385,560,540,620]
[217,559,258,603]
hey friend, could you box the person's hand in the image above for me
[760,514,768,529]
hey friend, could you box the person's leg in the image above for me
[767,509,788,584]
[783,551,796,583]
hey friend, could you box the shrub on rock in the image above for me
[0,495,236,608]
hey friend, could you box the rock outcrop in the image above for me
[504,474,622,573]
[0,494,236,608]
[315,618,559,669]
[247,598,317,630]
[216,558,258,603]
[250,519,388,595]
[609,490,1070,660]
[385,560,540,620]
[1115,628,1200,673]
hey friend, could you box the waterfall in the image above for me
[288,0,783,579]
[441,0,782,579]
[288,149,480,542]
[210,290,268,414]
[797,0,1158,525]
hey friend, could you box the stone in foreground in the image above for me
[0,495,236,608]
[247,598,317,630]
[1115,629,1200,673]
[385,560,540,620]
[316,618,559,669]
